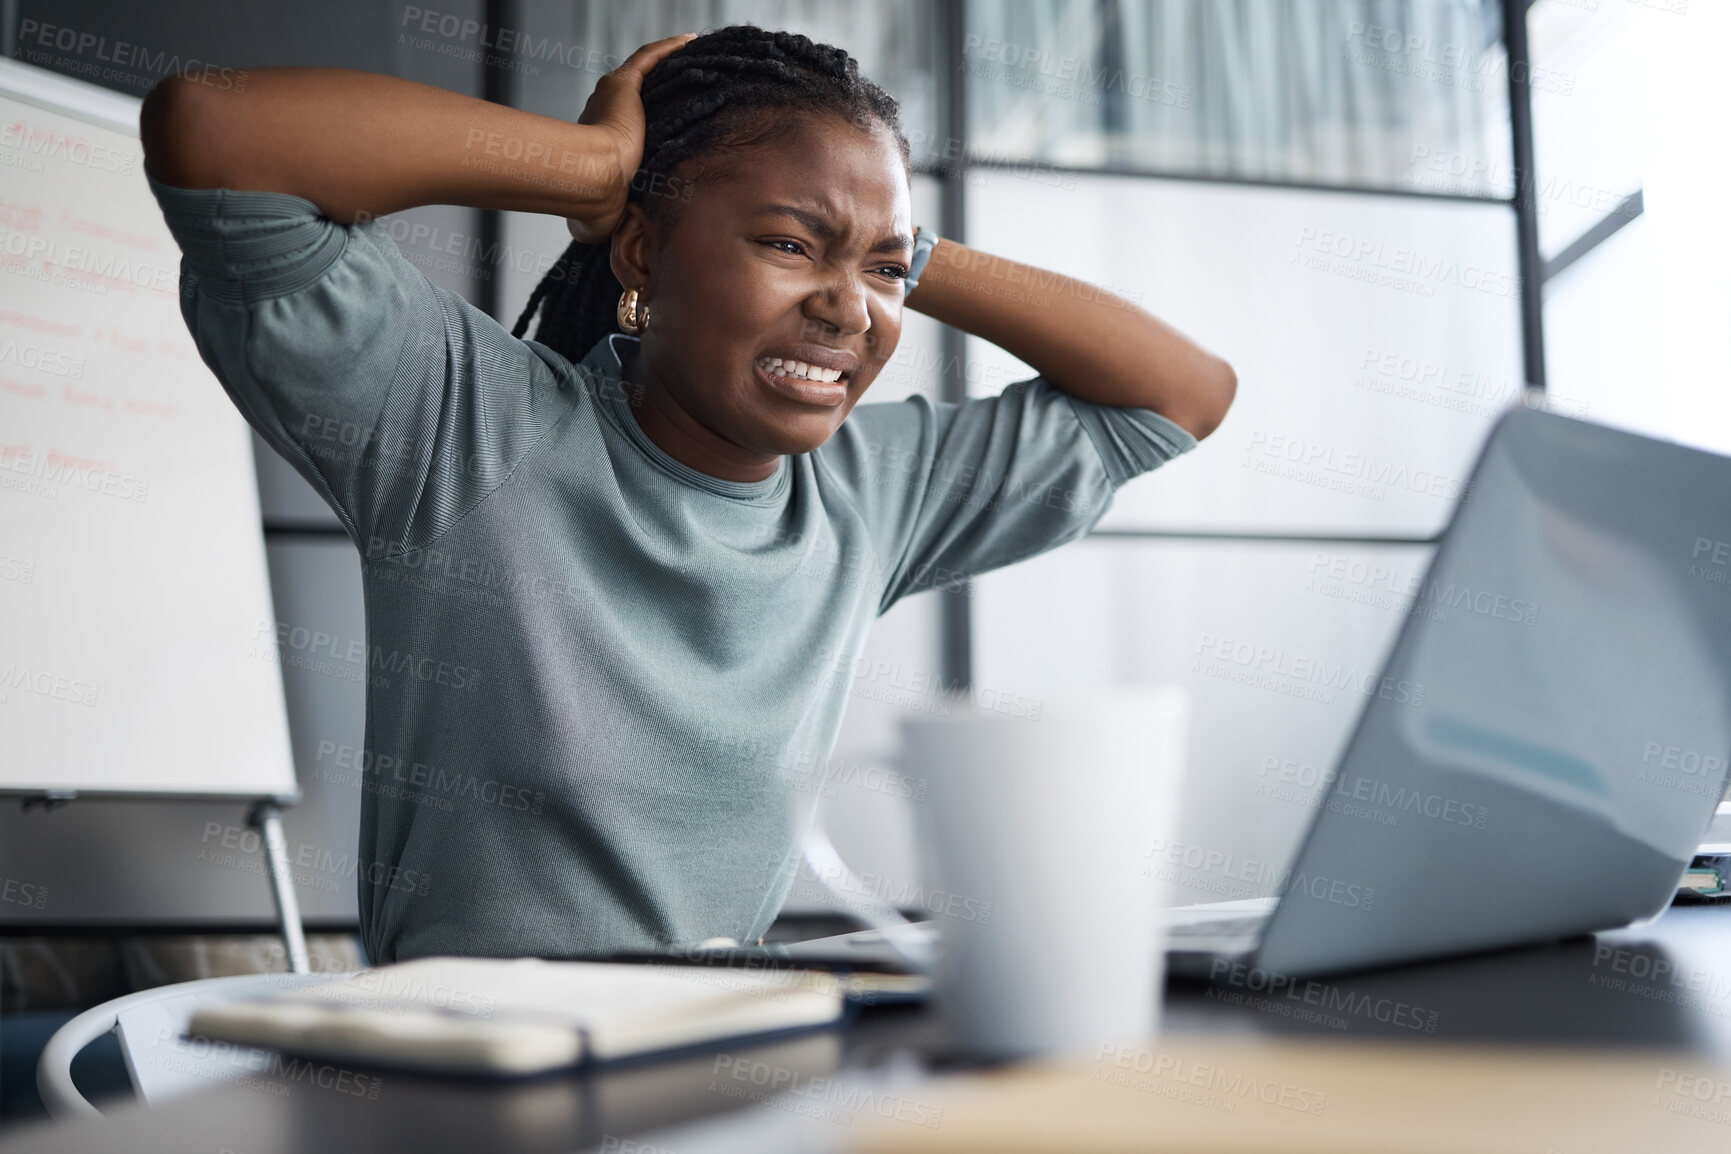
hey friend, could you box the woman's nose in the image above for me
[804,275,871,336]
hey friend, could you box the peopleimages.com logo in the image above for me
[1191,632,1425,708]
[1255,758,1491,831]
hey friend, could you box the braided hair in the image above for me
[510,25,910,362]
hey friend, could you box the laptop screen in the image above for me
[1257,403,1731,976]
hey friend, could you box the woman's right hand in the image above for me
[565,33,696,243]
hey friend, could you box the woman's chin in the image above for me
[754,414,846,457]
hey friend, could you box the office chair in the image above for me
[36,971,344,1120]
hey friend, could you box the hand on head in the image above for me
[565,34,697,243]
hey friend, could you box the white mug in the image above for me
[902,687,1188,1060]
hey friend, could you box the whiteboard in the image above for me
[0,58,296,799]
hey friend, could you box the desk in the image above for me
[3,906,1729,1153]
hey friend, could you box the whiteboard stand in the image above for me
[8,790,312,976]
[248,799,311,974]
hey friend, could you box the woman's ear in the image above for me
[609,202,654,292]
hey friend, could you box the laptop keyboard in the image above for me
[1166,915,1268,941]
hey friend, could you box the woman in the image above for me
[140,27,1234,962]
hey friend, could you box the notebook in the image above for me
[186,956,848,1076]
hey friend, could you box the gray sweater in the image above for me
[150,176,1195,962]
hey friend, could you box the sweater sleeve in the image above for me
[816,377,1196,612]
[149,174,576,556]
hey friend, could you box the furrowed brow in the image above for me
[757,207,913,254]
[757,205,840,240]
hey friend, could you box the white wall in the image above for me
[1539,0,1731,454]
[968,173,1523,534]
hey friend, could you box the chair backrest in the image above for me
[37,972,347,1120]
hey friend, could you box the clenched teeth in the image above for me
[758,357,843,384]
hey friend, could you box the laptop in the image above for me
[1156,398,1731,977]
[670,399,1731,982]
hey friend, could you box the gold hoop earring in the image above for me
[616,288,650,335]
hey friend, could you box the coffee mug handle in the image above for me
[797,805,936,974]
